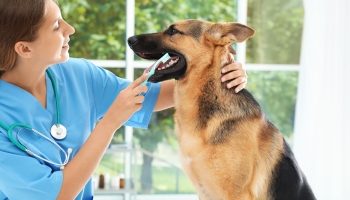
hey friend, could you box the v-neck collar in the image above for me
[0,71,58,137]
[0,72,55,116]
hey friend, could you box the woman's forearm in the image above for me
[153,80,175,111]
[56,118,119,199]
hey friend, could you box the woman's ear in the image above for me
[14,41,33,58]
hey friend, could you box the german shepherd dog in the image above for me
[128,20,316,200]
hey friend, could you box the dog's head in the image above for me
[128,19,255,83]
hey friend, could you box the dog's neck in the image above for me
[174,47,263,132]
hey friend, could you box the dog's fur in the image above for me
[128,19,316,200]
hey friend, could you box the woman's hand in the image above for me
[104,73,149,130]
[221,54,248,93]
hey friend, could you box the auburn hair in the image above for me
[0,0,48,72]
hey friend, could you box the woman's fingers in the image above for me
[105,73,152,126]
[221,69,244,83]
[221,53,248,93]
[129,73,149,89]
[234,82,247,93]
[126,73,149,96]
[228,53,235,63]
[227,76,247,90]
[134,95,145,105]
[134,85,148,96]
[221,61,243,74]
[221,63,247,82]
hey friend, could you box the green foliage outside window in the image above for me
[247,0,304,64]
[59,0,127,60]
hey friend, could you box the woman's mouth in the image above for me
[62,45,69,50]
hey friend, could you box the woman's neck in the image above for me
[0,64,47,108]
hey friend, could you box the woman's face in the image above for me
[29,0,75,66]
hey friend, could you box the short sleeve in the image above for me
[0,131,63,200]
[82,59,161,129]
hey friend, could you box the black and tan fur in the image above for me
[128,19,316,200]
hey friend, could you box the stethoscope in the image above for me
[0,69,72,170]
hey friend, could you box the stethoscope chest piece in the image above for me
[50,124,67,140]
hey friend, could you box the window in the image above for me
[245,0,303,141]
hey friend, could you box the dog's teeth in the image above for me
[156,58,180,71]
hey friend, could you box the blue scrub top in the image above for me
[0,58,161,200]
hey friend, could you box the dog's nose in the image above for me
[127,36,138,46]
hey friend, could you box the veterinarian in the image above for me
[0,0,248,199]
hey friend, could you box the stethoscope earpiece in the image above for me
[59,148,73,170]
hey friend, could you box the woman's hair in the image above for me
[0,0,48,72]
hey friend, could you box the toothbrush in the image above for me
[141,53,171,85]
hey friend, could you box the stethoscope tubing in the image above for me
[23,129,72,169]
[0,69,71,169]
[46,69,61,124]
[1,122,72,170]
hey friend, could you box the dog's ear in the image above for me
[205,22,255,46]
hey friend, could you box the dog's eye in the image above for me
[171,28,179,34]
[167,26,180,35]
